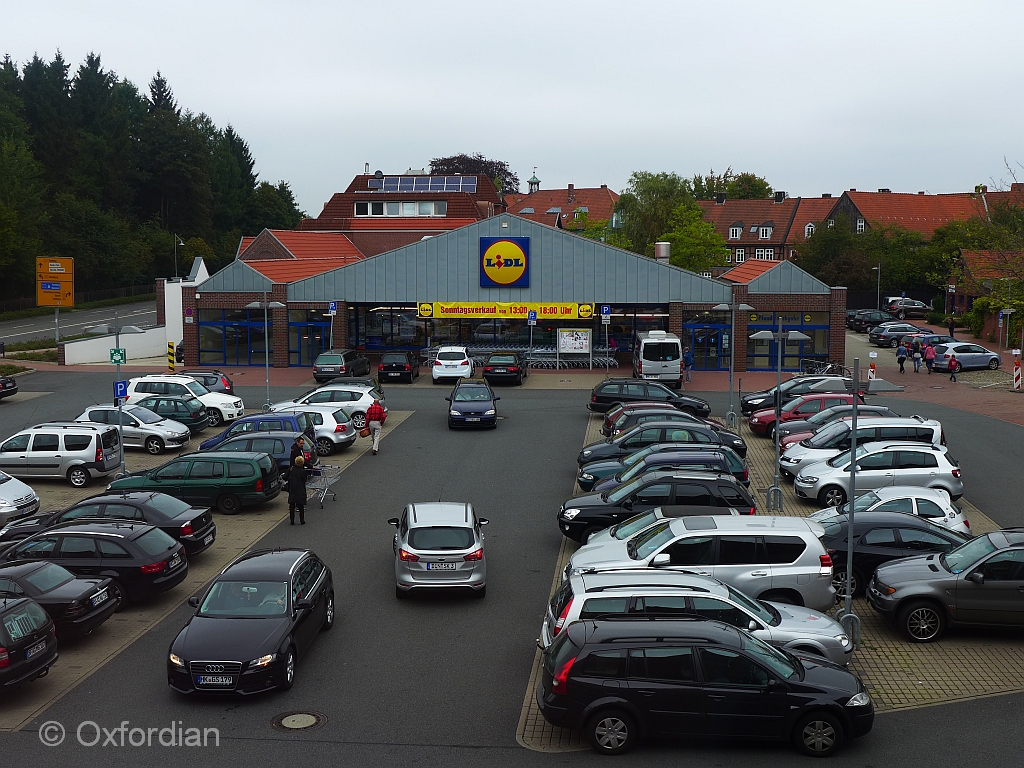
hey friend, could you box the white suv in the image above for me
[124,375,244,427]
[432,346,474,384]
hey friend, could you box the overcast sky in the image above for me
[6,1,1023,215]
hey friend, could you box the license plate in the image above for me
[91,590,108,607]
[168,555,181,569]
[445,365,456,369]
[196,675,233,686]
[466,417,480,422]
[388,372,400,376]
[3,383,13,388]
[320,367,336,372]
[26,640,46,659]
[203,534,214,545]
[494,368,507,373]
[427,562,457,570]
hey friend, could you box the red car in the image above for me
[748,393,863,440]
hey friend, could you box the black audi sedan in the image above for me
[0,492,216,555]
[168,548,333,695]
[0,597,57,687]
[0,561,116,639]
[0,521,188,610]
[446,379,500,429]
[481,351,528,385]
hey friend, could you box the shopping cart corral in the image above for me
[306,464,344,508]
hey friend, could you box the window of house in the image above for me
[418,201,432,216]
[725,250,732,262]
[805,222,815,237]
[402,202,417,216]
[433,200,447,215]
[827,218,834,228]
[764,248,774,259]
[546,207,561,214]
[759,226,772,239]
[749,225,758,233]
[728,226,742,239]
[386,201,401,216]
[355,202,369,216]
[857,218,865,233]
[734,248,745,263]
[371,201,384,216]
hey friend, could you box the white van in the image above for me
[633,330,683,388]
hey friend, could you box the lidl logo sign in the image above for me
[480,237,529,288]
[418,302,433,318]
[577,303,594,319]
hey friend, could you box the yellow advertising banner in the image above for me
[418,302,594,320]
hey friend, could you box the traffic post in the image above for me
[167,342,175,372]
[327,301,337,348]
[601,305,611,377]
[1014,355,1021,392]
[868,351,877,379]
[527,310,537,366]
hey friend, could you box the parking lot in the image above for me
[0,369,1023,766]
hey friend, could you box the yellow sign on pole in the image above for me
[36,258,75,307]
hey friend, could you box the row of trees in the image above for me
[0,52,303,299]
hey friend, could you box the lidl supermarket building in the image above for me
[182,213,847,372]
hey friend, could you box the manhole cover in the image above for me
[271,711,328,732]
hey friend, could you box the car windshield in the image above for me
[940,535,998,574]
[838,492,881,515]
[185,381,211,397]
[741,632,798,679]
[407,526,474,551]
[23,563,75,593]
[622,446,659,467]
[454,387,491,402]
[807,422,846,447]
[199,581,289,617]
[135,528,178,556]
[781,398,805,413]
[145,493,192,517]
[128,407,163,424]
[606,477,644,503]
[437,351,466,361]
[727,585,776,626]
[611,511,660,540]
[619,462,654,483]
[488,354,516,364]
[827,444,867,467]
[810,514,845,536]
[0,470,10,485]
[629,521,674,560]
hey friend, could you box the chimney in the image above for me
[774,191,786,203]
[850,188,856,192]
[600,183,607,189]
[654,242,671,265]
[364,162,370,174]
[716,192,727,204]
[877,188,891,193]
[918,191,925,195]
[567,183,575,203]
[822,193,832,198]
[1012,183,1024,193]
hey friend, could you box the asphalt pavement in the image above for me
[0,375,1022,767]
[0,300,157,344]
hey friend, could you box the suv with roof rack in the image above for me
[0,422,122,488]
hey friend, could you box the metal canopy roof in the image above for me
[196,259,272,293]
[285,214,732,304]
[745,260,831,295]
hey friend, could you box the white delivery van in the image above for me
[633,330,683,387]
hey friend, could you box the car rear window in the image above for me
[543,627,579,677]
[135,528,178,557]
[256,456,275,474]
[100,430,120,449]
[23,563,76,593]
[228,462,256,478]
[332,409,351,424]
[642,342,680,362]
[317,355,343,365]
[437,351,466,361]
[488,354,516,364]
[185,398,204,413]
[1,601,49,645]
[381,354,408,364]
[407,526,474,550]
[64,434,93,451]
[145,494,191,517]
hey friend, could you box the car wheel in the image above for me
[818,486,846,508]
[765,423,776,441]
[898,600,946,643]
[350,412,366,429]
[793,711,844,757]
[315,437,334,456]
[890,338,899,348]
[207,409,223,427]
[988,358,1000,370]
[682,406,697,416]
[276,646,296,690]
[581,527,602,544]
[322,591,335,630]
[473,585,486,599]
[107,579,128,612]
[145,436,164,455]
[832,568,865,599]
[216,493,241,515]
[585,709,636,755]
[395,585,407,600]
[67,466,89,488]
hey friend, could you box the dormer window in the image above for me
[759,226,772,239]
[728,226,742,240]
[546,207,562,214]
[804,223,815,238]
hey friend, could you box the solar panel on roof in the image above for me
[429,177,445,191]
[414,177,430,191]
[368,175,480,193]
[399,177,414,191]
[462,179,477,192]
[367,178,383,189]
[383,177,399,191]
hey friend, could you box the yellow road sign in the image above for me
[36,257,75,307]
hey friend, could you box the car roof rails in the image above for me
[585,583,711,594]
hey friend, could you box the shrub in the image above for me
[926,311,946,325]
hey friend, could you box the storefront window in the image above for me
[197,312,272,366]
[354,307,425,350]
[745,310,830,371]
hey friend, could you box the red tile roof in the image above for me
[843,190,1008,238]
[238,230,363,260]
[506,186,619,229]
[344,232,436,257]
[697,198,799,247]
[717,259,781,284]
[959,249,1024,282]
[246,258,356,283]
[788,197,839,244]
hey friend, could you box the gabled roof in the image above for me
[697,198,798,246]
[718,260,781,283]
[237,229,364,262]
[840,190,994,237]
[505,186,619,229]
[744,260,831,294]
[959,249,1024,282]
[197,260,273,292]
[788,197,838,243]
[246,258,356,283]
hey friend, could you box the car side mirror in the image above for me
[387,518,399,527]
[967,571,985,585]
[651,553,670,567]
[444,397,451,402]
[188,596,200,608]
[478,518,489,526]
[494,396,500,401]
[622,499,633,510]
[748,619,759,632]
[295,598,313,610]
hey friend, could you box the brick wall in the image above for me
[155,279,166,327]
[829,287,848,365]
[184,286,291,368]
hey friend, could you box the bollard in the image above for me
[167,342,175,372]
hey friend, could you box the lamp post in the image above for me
[749,320,811,512]
[107,310,145,478]
[871,264,881,310]
[246,295,286,412]
[713,300,756,430]
[173,235,185,279]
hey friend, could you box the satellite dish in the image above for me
[374,170,383,179]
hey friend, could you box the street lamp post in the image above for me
[713,300,755,429]
[872,265,881,310]
[749,320,811,512]
[173,234,185,279]
[109,310,145,478]
[246,295,286,412]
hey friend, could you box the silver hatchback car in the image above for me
[389,502,488,598]
[75,404,191,455]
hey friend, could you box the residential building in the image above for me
[505,180,620,230]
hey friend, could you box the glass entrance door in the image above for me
[685,325,729,370]
[289,323,329,367]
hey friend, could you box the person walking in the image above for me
[948,352,959,382]
[924,342,936,374]
[683,346,694,383]
[911,338,922,373]
[948,316,956,339]
[896,342,908,373]
[288,455,308,525]
[289,436,304,468]
[366,397,387,455]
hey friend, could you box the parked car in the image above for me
[931,342,1001,371]
[566,514,834,610]
[845,309,862,328]
[868,529,1024,642]
[214,431,318,480]
[542,569,852,665]
[167,548,334,694]
[869,323,924,347]
[740,375,850,416]
[432,346,475,384]
[0,374,19,401]
[603,403,747,456]
[584,505,743,546]
[900,333,954,349]
[124,375,244,428]
[748,393,863,440]
[794,442,963,507]
[591,449,746,492]
[179,369,235,395]
[0,561,116,639]
[0,491,217,555]
[578,421,730,466]
[849,309,897,333]
[388,502,487,598]
[270,385,385,430]
[777,404,901,444]
[808,486,970,535]
[481,351,528,385]
[284,404,356,456]
[313,349,371,382]
[378,351,420,383]
[106,451,282,515]
[578,443,745,492]
[558,470,757,543]
[601,402,679,436]
[588,379,710,417]
[75,403,192,455]
[446,379,500,429]
[0,422,121,488]
[175,340,184,363]
[815,510,968,597]
[131,395,211,434]
[780,416,944,479]
[884,298,930,319]
[0,596,57,686]
[536,620,873,757]
[0,521,188,610]
[199,411,315,451]
[0,471,39,526]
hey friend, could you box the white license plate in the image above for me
[388,372,400,376]
[320,367,336,372]
[203,534,214,545]
[168,555,181,569]
[445,365,457,369]
[196,675,233,686]
[427,562,457,570]
[91,590,108,607]
[466,417,480,422]
[3,383,13,389]
[26,640,46,659]
[494,368,507,373]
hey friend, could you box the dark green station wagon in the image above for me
[106,452,282,515]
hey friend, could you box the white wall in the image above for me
[164,257,211,347]
[63,327,170,365]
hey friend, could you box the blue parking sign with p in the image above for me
[113,380,128,399]
[527,310,537,321]
[328,301,337,312]
[601,305,611,316]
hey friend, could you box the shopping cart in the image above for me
[305,464,343,508]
